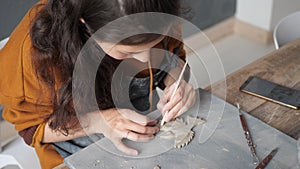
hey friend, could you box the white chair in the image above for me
[273,11,300,49]
[0,155,24,169]
[0,37,9,50]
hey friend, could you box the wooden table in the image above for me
[206,38,300,140]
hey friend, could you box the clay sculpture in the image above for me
[159,116,205,148]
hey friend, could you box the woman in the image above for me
[0,0,195,168]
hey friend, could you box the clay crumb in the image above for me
[93,160,101,167]
[154,165,161,169]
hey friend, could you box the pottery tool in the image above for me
[160,61,188,126]
[236,103,259,165]
[255,147,278,169]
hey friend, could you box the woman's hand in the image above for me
[157,80,196,122]
[89,108,159,155]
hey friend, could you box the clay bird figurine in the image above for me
[159,116,205,148]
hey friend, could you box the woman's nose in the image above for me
[132,50,150,63]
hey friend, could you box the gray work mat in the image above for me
[65,89,299,169]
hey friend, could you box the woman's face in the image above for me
[97,36,164,63]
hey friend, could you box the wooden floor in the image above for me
[206,38,300,139]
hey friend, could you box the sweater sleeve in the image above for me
[0,2,63,168]
[0,8,52,145]
[0,28,53,135]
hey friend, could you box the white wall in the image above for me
[236,0,300,31]
[271,0,300,30]
[235,0,274,30]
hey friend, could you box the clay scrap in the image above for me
[153,165,161,169]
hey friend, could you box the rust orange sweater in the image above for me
[0,1,186,169]
[0,1,63,169]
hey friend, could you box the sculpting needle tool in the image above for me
[255,147,278,169]
[236,103,260,165]
[160,61,188,126]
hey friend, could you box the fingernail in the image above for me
[148,120,157,126]
[153,120,158,124]
[156,127,160,132]
[133,150,139,155]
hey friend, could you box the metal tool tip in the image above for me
[236,103,240,109]
[271,147,279,155]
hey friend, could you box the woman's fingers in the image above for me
[157,86,173,111]
[158,81,196,121]
[125,131,154,142]
[156,100,165,113]
[157,82,178,110]
[118,109,159,135]
[186,89,196,107]
[125,119,159,135]
[119,109,154,125]
[177,86,196,117]
[180,88,196,115]
[147,120,159,126]
[165,101,183,122]
[100,108,161,156]
[161,87,183,115]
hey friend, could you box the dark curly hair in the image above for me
[30,0,183,135]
